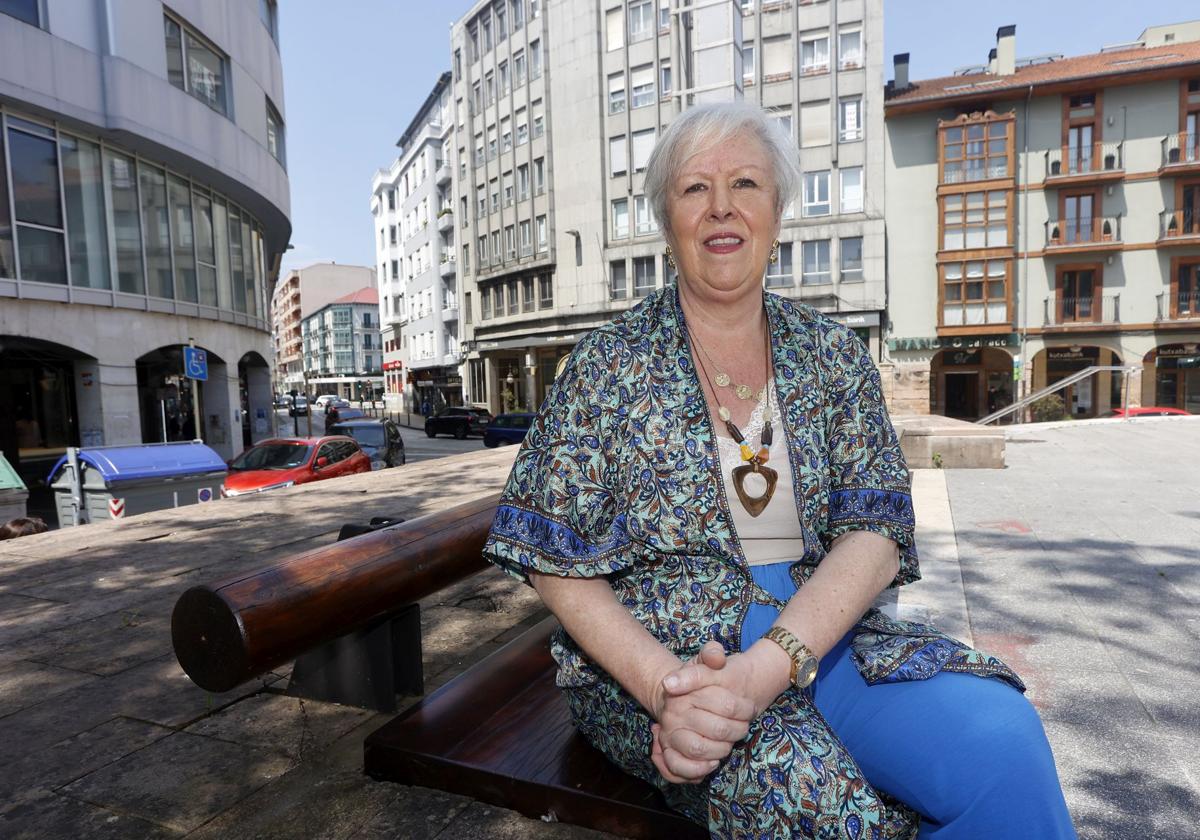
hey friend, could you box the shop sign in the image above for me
[888,333,1019,352]
[1047,347,1099,363]
[1155,344,1200,369]
[828,312,881,328]
[942,350,981,366]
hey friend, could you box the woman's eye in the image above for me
[684,183,706,194]
[734,177,758,188]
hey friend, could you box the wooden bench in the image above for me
[171,494,705,840]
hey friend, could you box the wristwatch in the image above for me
[763,626,819,689]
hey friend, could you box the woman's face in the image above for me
[665,131,780,301]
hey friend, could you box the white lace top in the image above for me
[713,381,805,566]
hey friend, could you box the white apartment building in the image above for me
[370,73,461,413]
[450,0,884,415]
[0,0,290,472]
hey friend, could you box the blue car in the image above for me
[483,413,535,447]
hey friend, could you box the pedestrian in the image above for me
[0,516,49,540]
[483,102,1075,838]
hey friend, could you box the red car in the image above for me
[221,436,370,497]
[1103,406,1192,418]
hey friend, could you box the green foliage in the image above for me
[1031,393,1067,423]
[931,452,944,469]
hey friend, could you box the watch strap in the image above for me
[763,626,817,688]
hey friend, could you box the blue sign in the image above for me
[184,347,208,381]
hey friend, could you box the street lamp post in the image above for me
[505,372,515,414]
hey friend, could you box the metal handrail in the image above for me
[975,365,1138,426]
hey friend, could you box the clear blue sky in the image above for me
[278,1,1200,277]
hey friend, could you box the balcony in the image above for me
[1044,142,1124,187]
[436,161,452,185]
[1044,215,1122,255]
[1158,210,1200,245]
[437,210,453,232]
[1043,293,1121,327]
[442,301,460,322]
[439,257,456,279]
[1156,290,1200,321]
[1159,132,1200,175]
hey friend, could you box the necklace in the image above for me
[692,332,765,401]
[687,323,778,517]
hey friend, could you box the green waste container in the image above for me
[0,453,29,522]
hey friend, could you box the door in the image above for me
[1067,124,1093,174]
[1071,377,1094,417]
[1187,111,1198,163]
[1183,183,1200,236]
[1060,269,1096,322]
[944,372,978,420]
[1063,194,1094,244]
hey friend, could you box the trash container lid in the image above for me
[47,442,227,484]
[0,453,27,492]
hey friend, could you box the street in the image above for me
[272,407,490,464]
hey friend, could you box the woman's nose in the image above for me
[706,185,735,219]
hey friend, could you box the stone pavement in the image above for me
[0,417,1196,838]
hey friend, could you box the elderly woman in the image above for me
[484,102,1074,839]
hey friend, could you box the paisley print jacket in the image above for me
[483,287,1021,780]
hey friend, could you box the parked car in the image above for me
[323,405,367,433]
[424,406,492,439]
[329,418,406,468]
[1101,406,1191,418]
[221,436,370,496]
[483,413,535,448]
[313,394,341,408]
[288,396,309,416]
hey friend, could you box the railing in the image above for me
[1156,290,1200,320]
[437,211,453,232]
[1044,141,1124,179]
[439,258,456,279]
[1044,215,1121,248]
[976,365,1138,426]
[1161,131,1200,168]
[1043,293,1120,326]
[1159,209,1200,239]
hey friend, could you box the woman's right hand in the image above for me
[649,641,756,783]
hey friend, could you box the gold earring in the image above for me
[769,239,780,264]
[664,245,676,270]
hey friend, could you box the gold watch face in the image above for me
[795,655,819,688]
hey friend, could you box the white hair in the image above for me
[644,101,802,237]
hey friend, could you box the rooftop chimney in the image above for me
[988,47,998,74]
[893,53,910,90]
[996,25,1016,76]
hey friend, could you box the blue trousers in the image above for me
[743,567,1077,839]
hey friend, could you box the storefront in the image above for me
[409,366,462,415]
[1032,345,1124,418]
[929,347,1014,420]
[1148,343,1200,413]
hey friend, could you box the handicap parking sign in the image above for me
[198,487,214,503]
[184,347,208,381]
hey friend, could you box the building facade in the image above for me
[301,287,384,400]
[450,0,884,415]
[270,262,378,396]
[885,23,1200,419]
[370,73,461,415]
[0,0,291,475]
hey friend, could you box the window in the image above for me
[1059,192,1097,244]
[478,235,488,263]
[534,157,545,194]
[476,185,486,218]
[530,0,541,19]
[612,198,629,238]
[387,189,396,211]
[838,28,862,69]
[495,1,507,38]
[840,167,863,213]
[941,191,1008,249]
[391,259,399,280]
[530,39,542,79]
[532,100,544,138]
[487,125,497,160]
[516,108,528,145]
[522,276,535,311]
[60,135,110,290]
[482,285,493,318]
[800,101,829,147]
[462,243,470,272]
[608,73,627,114]
[765,242,793,288]
[485,71,495,106]
[659,0,670,29]
[942,260,1008,326]
[465,291,472,324]
[505,225,516,258]
[632,128,655,172]
[942,118,1010,183]
[481,14,492,51]
[520,220,533,255]
[610,259,627,299]
[769,107,792,138]
[742,43,755,83]
[140,163,173,299]
[631,64,655,108]
[507,279,519,314]
[539,274,553,308]
[802,240,831,285]
[492,231,502,264]
[629,0,653,42]
[610,135,629,176]
[1058,267,1097,322]
[536,215,548,251]
[839,96,862,141]
[801,32,829,75]
[513,49,526,85]
[503,170,513,205]
[661,62,672,97]
[763,36,791,80]
[389,225,397,245]
[164,14,228,115]
[840,237,863,282]
[634,256,656,296]
[490,178,499,212]
[499,60,510,96]
[1,0,38,25]
[7,121,65,285]
[266,98,285,164]
[512,0,524,29]
[634,195,655,234]
[518,163,530,199]
[802,171,830,217]
[258,0,278,42]
[606,6,624,50]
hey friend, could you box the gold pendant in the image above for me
[735,384,753,400]
[715,372,731,388]
[731,461,778,517]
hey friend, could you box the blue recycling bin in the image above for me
[48,442,227,527]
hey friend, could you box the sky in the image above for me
[278,0,1200,278]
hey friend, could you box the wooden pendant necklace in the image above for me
[687,322,778,517]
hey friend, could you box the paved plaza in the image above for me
[0,417,1196,838]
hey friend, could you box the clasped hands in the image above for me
[649,639,791,784]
